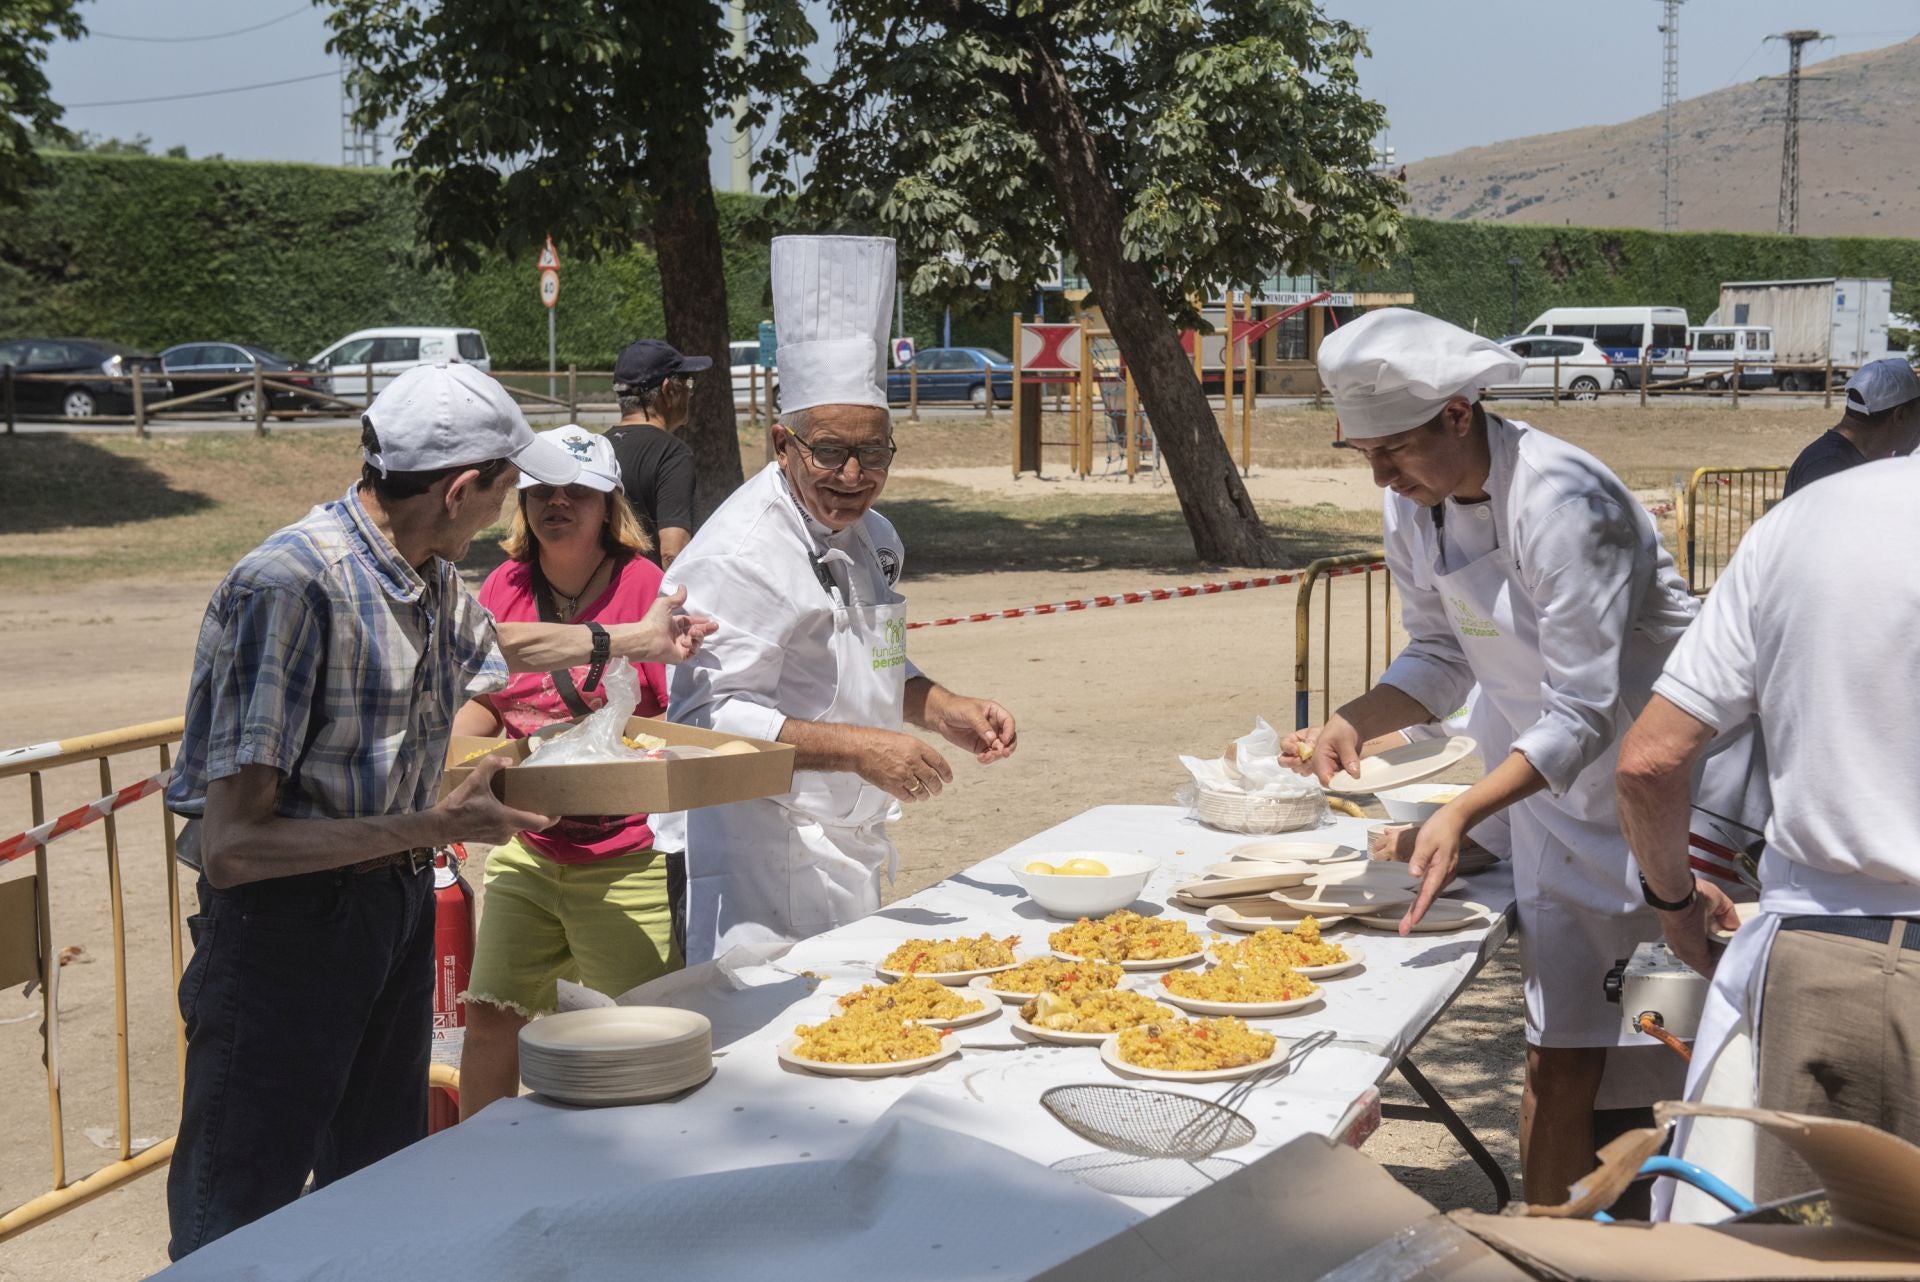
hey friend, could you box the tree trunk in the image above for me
[648,155,747,523]
[1009,38,1280,566]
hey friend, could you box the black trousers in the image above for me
[167,863,435,1260]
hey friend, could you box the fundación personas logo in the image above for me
[871,617,907,671]
[1447,595,1501,638]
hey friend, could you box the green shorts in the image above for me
[463,837,683,1017]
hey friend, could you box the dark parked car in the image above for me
[886,346,1015,406]
[0,338,170,419]
[160,342,325,418]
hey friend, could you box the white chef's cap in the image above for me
[771,235,895,415]
[1317,308,1526,439]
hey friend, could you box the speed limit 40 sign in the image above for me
[539,269,560,308]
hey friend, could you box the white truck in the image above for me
[1713,278,1892,391]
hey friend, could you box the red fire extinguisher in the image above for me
[429,843,475,1133]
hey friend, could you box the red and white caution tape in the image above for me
[907,562,1385,631]
[0,771,170,865]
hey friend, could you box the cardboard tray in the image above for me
[440,716,794,815]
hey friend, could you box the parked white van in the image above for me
[310,327,491,399]
[1686,326,1774,390]
[1522,306,1689,387]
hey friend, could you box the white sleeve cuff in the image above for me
[709,699,787,745]
[1509,724,1583,796]
[1378,655,1473,723]
[1652,672,1742,737]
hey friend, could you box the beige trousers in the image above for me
[1755,920,1920,1202]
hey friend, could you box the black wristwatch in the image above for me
[582,621,611,692]
[1638,872,1696,913]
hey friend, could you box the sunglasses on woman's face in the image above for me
[526,483,601,502]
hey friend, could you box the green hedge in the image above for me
[4,151,1914,367]
[1341,221,1920,336]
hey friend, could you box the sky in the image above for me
[37,0,1920,193]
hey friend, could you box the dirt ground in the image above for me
[0,398,1820,1279]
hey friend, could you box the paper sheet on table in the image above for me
[555,941,819,1049]
[157,1116,1142,1282]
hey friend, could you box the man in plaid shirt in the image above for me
[163,363,715,1258]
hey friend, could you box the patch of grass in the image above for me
[882,476,1379,575]
[0,429,365,588]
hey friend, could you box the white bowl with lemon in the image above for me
[1377,784,1468,824]
[1007,852,1157,919]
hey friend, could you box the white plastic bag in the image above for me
[1178,716,1319,801]
[520,658,655,767]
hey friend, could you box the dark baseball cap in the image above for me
[613,339,713,389]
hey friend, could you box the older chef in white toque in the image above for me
[1285,308,1763,1206]
[663,236,1017,963]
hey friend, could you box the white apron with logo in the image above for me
[685,524,908,963]
[1428,522,1668,1050]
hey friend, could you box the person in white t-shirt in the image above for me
[1617,455,1920,1212]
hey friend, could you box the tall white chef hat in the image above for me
[771,235,895,415]
[1316,308,1527,439]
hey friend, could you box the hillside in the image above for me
[1404,35,1920,237]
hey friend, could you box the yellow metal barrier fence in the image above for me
[0,719,466,1245]
[1293,554,1399,730]
[1680,466,1789,595]
[0,717,186,1243]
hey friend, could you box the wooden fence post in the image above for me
[132,370,147,439]
[909,359,919,422]
[1823,355,1834,410]
[1638,350,1649,409]
[567,364,578,421]
[1731,359,1741,410]
[252,363,267,437]
[364,362,374,410]
[4,364,13,434]
[1552,354,1561,405]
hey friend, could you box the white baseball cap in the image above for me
[363,362,579,485]
[518,425,622,493]
[1317,308,1527,439]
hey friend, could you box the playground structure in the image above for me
[1009,284,1414,479]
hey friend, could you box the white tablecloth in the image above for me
[158,806,1515,1282]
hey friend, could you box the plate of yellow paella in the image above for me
[1007,989,1184,1045]
[1097,1016,1287,1082]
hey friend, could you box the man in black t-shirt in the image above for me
[1782,358,1920,498]
[605,339,708,567]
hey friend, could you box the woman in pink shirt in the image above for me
[453,425,680,1119]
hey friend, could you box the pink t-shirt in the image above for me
[478,555,669,865]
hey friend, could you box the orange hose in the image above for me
[1636,1013,1693,1062]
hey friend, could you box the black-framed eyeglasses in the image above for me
[787,433,897,472]
[525,483,601,501]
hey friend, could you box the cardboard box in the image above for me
[1033,1136,1529,1282]
[1040,1104,1920,1282]
[1452,1101,1920,1281]
[440,716,794,815]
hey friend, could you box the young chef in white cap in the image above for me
[1285,308,1761,1205]
[663,235,1017,963]
[1617,457,1920,1218]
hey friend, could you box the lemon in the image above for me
[1059,858,1110,876]
[1024,861,1058,875]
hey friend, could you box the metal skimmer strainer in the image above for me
[1040,1030,1336,1160]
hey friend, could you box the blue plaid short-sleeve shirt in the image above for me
[167,485,508,822]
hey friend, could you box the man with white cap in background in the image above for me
[664,236,1018,963]
[1283,308,1761,1205]
[1780,356,1920,498]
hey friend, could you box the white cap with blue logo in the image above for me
[517,424,622,492]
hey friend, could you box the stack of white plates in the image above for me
[518,1007,714,1106]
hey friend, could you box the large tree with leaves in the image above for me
[1,0,87,207]
[324,0,810,518]
[771,0,1400,564]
